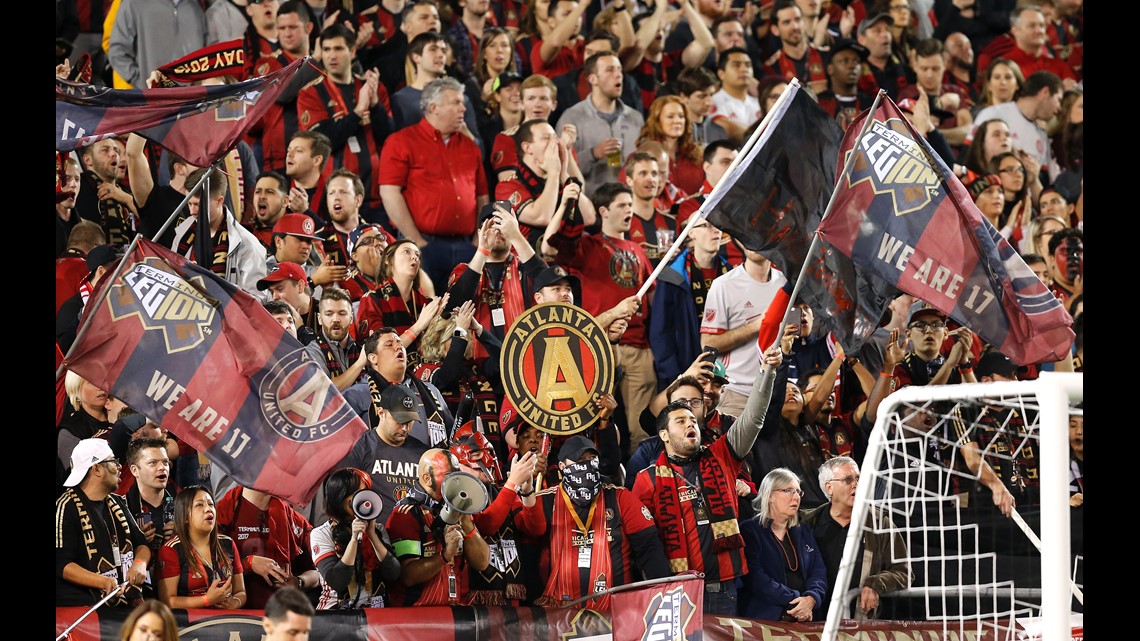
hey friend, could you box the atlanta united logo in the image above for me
[257,348,359,443]
[108,258,217,353]
[608,249,640,288]
[500,303,614,435]
[842,118,944,216]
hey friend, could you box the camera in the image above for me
[700,346,718,364]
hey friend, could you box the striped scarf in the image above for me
[177,215,231,276]
[535,488,613,610]
[312,331,360,380]
[651,449,742,573]
[84,170,137,248]
[63,489,143,607]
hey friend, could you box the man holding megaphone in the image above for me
[385,449,492,606]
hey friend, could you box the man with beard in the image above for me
[305,287,369,391]
[447,0,495,77]
[283,130,333,224]
[385,448,491,605]
[244,172,291,251]
[449,421,544,605]
[344,328,456,449]
[942,32,977,101]
[446,203,548,364]
[532,430,669,610]
[341,384,432,531]
[800,456,910,619]
[56,439,151,607]
[632,343,782,614]
[75,138,137,250]
[312,169,367,298]
[762,1,828,96]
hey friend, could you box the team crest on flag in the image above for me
[841,118,942,215]
[500,303,613,435]
[638,585,698,641]
[106,258,216,353]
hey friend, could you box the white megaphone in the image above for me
[351,489,384,540]
[438,471,489,525]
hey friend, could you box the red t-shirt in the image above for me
[530,38,585,79]
[379,118,489,237]
[156,536,245,598]
[491,131,521,176]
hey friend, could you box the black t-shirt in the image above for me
[138,184,187,249]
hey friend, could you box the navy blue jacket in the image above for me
[647,249,706,390]
[739,518,828,621]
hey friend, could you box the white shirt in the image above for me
[700,264,788,395]
[709,89,762,132]
[970,102,1060,181]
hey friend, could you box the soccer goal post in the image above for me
[821,371,1083,641]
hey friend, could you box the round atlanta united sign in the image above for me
[499,302,614,435]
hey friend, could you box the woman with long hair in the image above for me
[739,468,828,622]
[994,148,1039,233]
[960,118,1012,179]
[637,95,705,195]
[514,0,554,75]
[468,27,522,109]
[973,58,1025,116]
[1050,88,1083,175]
[119,599,179,641]
[156,485,247,610]
[414,299,503,417]
[310,467,401,609]
[355,239,449,369]
[1023,213,1069,258]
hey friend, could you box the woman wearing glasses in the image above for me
[155,485,247,611]
[739,467,828,622]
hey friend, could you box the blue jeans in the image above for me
[703,580,738,616]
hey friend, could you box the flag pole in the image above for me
[559,571,705,609]
[635,78,802,300]
[150,158,224,244]
[759,90,888,354]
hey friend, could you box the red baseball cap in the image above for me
[257,261,307,290]
[272,213,322,240]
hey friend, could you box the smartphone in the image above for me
[493,200,513,216]
[700,346,719,364]
[137,512,153,528]
[787,308,802,336]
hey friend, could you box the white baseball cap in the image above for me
[63,439,116,487]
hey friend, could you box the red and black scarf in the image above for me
[650,449,742,573]
[311,330,359,379]
[176,215,231,276]
[512,163,546,241]
[473,254,526,361]
[774,47,827,87]
[535,488,614,610]
[684,250,728,315]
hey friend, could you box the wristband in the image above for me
[503,481,518,494]
[202,595,211,608]
[517,488,535,497]
[403,327,418,340]
[880,368,895,378]
[477,247,492,256]
[245,555,254,570]
[306,276,317,290]
[296,576,304,590]
[463,527,478,540]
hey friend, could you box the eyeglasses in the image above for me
[828,474,860,486]
[354,236,382,251]
[908,321,946,332]
[998,166,1025,175]
[774,487,804,497]
[675,398,705,409]
[100,458,122,468]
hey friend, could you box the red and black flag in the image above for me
[701,83,898,353]
[819,95,1074,365]
[63,238,368,505]
[55,55,320,167]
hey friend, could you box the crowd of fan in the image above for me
[55,0,1083,625]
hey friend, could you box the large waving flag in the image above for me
[819,95,1074,365]
[63,238,368,505]
[55,55,319,167]
[703,83,898,352]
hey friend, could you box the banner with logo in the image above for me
[63,238,368,506]
[499,302,614,436]
[56,606,1053,640]
[610,576,704,641]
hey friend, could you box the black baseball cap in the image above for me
[558,435,598,462]
[975,350,1023,379]
[531,264,581,295]
[831,38,869,61]
[85,245,121,281]
[379,384,419,424]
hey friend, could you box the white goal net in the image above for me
[821,372,1083,641]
